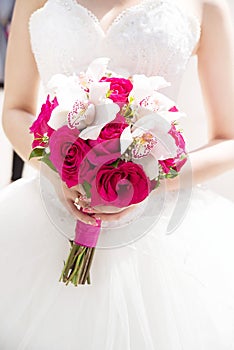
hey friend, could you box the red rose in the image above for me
[90,160,151,207]
[30,95,58,148]
[101,77,133,103]
[49,125,91,188]
[87,121,128,166]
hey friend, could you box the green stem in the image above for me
[59,243,80,282]
[66,247,87,285]
[79,248,93,284]
[80,248,96,285]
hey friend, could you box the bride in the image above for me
[1,0,234,349]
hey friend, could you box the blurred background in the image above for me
[0,0,233,200]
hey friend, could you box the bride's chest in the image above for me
[29,0,201,87]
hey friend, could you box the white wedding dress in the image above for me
[1,0,234,349]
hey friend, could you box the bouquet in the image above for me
[29,58,187,286]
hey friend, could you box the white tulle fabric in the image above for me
[1,1,234,349]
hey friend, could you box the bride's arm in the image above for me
[2,0,97,226]
[168,0,234,191]
[2,0,41,168]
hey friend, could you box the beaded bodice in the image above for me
[29,0,201,99]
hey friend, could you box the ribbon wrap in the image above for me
[74,219,101,248]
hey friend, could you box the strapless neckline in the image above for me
[30,0,201,39]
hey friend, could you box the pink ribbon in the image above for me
[74,219,101,248]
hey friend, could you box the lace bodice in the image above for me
[29,0,201,99]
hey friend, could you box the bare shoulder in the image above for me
[199,0,233,35]
[200,0,231,17]
[14,0,48,16]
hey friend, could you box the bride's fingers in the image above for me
[66,199,98,226]
[93,206,135,222]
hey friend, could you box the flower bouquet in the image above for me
[29,58,187,286]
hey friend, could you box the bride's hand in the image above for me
[42,164,138,224]
[92,205,137,222]
[43,166,98,226]
[68,187,138,223]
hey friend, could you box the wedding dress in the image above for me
[1,0,234,349]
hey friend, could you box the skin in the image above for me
[2,0,234,225]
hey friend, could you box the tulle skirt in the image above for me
[0,175,234,350]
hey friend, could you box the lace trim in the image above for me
[70,0,201,40]
[71,0,163,35]
[29,0,201,44]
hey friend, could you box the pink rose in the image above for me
[87,121,128,166]
[169,124,186,155]
[159,157,187,174]
[30,95,58,148]
[49,125,91,188]
[100,77,133,103]
[98,119,129,141]
[90,160,151,207]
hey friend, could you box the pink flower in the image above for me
[100,77,133,103]
[169,106,179,112]
[90,160,151,207]
[98,119,129,141]
[30,95,58,148]
[159,157,187,174]
[169,124,186,155]
[49,125,91,188]
[87,120,128,166]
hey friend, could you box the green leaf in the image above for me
[109,159,120,168]
[165,168,179,179]
[83,181,92,198]
[29,147,45,160]
[39,156,58,172]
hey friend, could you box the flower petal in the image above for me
[120,125,133,155]
[132,113,178,158]
[47,74,86,107]
[86,57,110,81]
[48,107,69,130]
[159,110,187,122]
[89,82,111,105]
[130,75,152,103]
[133,154,159,180]
[94,103,120,126]
[79,124,106,140]
[130,75,171,104]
